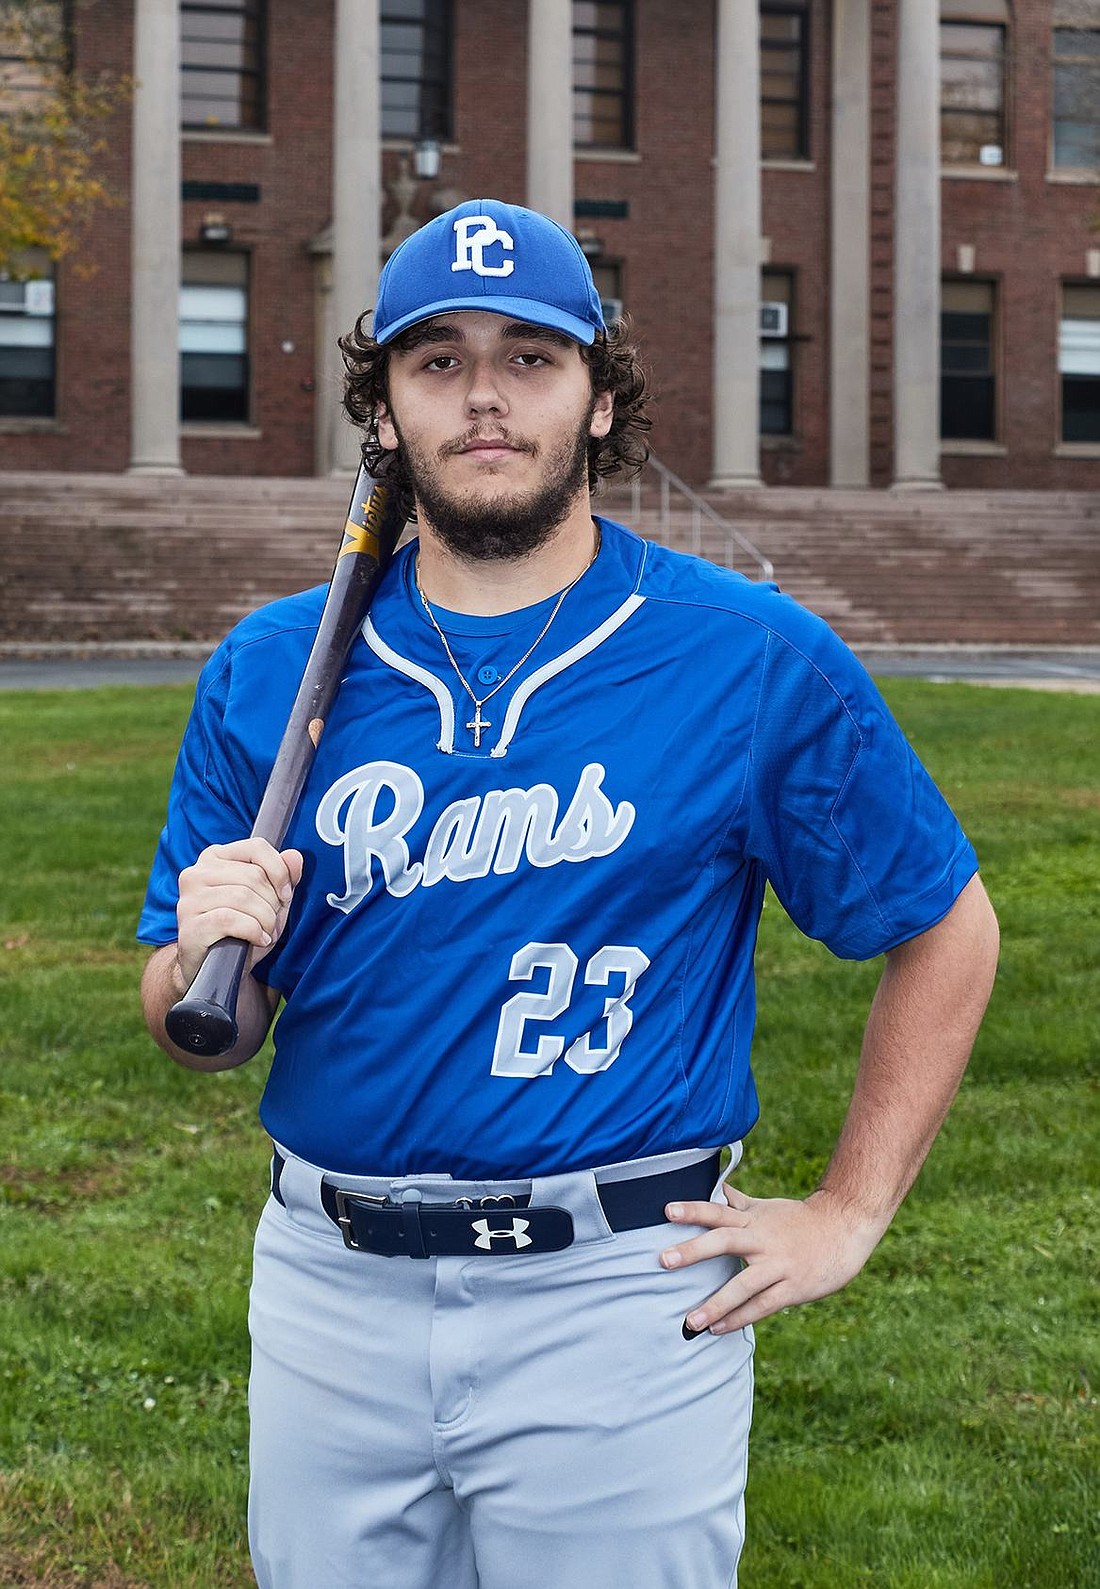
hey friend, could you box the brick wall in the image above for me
[1,0,1099,491]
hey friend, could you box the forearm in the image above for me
[814,873,1000,1235]
[141,942,278,1072]
[662,875,999,1333]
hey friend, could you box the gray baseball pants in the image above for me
[248,1145,754,1588]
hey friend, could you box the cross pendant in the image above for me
[467,703,491,747]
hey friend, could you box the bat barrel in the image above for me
[162,468,402,1063]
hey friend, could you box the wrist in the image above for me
[169,952,190,1000]
[807,1184,892,1247]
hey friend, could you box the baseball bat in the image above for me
[164,466,403,1058]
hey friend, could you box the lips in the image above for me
[442,432,536,460]
[461,441,518,459]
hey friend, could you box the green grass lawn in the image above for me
[0,680,1096,1587]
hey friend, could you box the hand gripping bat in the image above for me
[164,465,403,1058]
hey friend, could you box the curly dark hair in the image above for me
[339,313,653,526]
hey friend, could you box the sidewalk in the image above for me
[1,645,1099,692]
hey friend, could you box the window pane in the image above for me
[941,23,1004,162]
[1063,284,1100,317]
[941,373,996,439]
[760,12,801,43]
[1061,375,1100,440]
[760,10,806,159]
[1054,27,1100,58]
[0,0,66,113]
[1054,116,1100,165]
[572,0,630,148]
[181,2,263,129]
[760,270,794,435]
[180,268,248,420]
[381,0,451,139]
[180,354,249,421]
[760,369,792,435]
[0,315,53,347]
[941,284,995,440]
[0,252,55,415]
[1053,34,1100,167]
[1059,316,1100,374]
[383,0,430,20]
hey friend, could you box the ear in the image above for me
[588,388,614,441]
[376,403,398,452]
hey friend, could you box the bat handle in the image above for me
[164,937,249,1057]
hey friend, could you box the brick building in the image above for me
[2,0,1100,491]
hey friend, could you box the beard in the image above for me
[392,402,595,563]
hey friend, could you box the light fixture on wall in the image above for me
[200,213,232,245]
[413,139,441,181]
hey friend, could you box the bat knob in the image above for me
[164,997,240,1058]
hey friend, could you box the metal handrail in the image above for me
[628,454,775,583]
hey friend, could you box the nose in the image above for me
[464,357,509,419]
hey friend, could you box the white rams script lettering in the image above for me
[315,760,635,912]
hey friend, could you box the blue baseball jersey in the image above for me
[139,518,978,1179]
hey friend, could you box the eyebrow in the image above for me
[390,319,576,355]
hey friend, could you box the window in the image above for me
[181,0,264,131]
[761,3,808,161]
[573,1,633,149]
[0,1,68,117]
[1060,284,1100,441]
[180,252,249,422]
[0,252,55,417]
[760,270,794,436]
[381,0,451,140]
[1053,24,1100,169]
[589,258,623,327]
[940,21,1007,166]
[941,279,997,441]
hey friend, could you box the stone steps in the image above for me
[1,472,1097,647]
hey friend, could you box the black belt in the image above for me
[270,1148,721,1259]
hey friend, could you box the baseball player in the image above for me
[139,199,999,1589]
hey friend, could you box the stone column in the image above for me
[526,0,574,229]
[329,0,382,475]
[893,0,942,488]
[129,0,182,474]
[710,0,763,489]
[830,0,871,487]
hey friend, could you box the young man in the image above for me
[140,199,998,1589]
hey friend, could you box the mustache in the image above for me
[438,428,539,458]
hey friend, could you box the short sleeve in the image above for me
[136,647,261,945]
[745,626,978,960]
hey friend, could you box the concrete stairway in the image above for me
[598,478,1100,645]
[1,471,1097,647]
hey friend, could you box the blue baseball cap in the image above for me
[372,198,606,347]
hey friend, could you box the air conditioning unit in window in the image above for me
[0,279,54,316]
[761,301,788,338]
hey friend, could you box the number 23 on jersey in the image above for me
[491,941,651,1078]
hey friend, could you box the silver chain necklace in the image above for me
[414,531,600,748]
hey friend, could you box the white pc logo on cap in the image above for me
[452,215,515,278]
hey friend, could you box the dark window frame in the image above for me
[572,0,635,151]
[1059,280,1100,444]
[1052,26,1100,171]
[939,19,1009,168]
[179,249,251,425]
[760,1,810,163]
[760,268,796,438]
[0,262,57,419]
[940,276,999,444]
[0,0,73,115]
[381,0,453,142]
[181,0,266,133]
